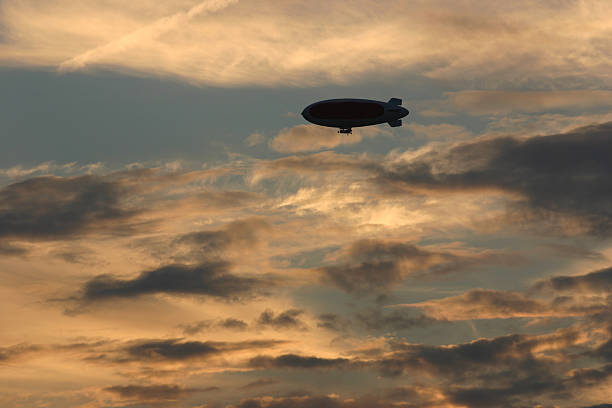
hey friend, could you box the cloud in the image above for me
[103,384,201,403]
[131,217,271,266]
[379,122,612,235]
[247,132,266,147]
[233,394,405,408]
[398,279,612,322]
[376,328,583,377]
[2,1,612,86]
[177,218,270,255]
[318,239,514,294]
[355,309,440,331]
[0,175,137,240]
[248,354,350,369]
[543,243,606,261]
[58,0,240,72]
[406,123,473,140]
[448,90,612,115]
[0,242,27,256]
[0,343,43,363]
[251,151,379,184]
[583,404,612,408]
[81,261,272,302]
[534,267,612,294]
[187,191,265,210]
[590,326,612,362]
[444,363,612,408]
[240,378,279,390]
[181,318,248,335]
[269,125,383,153]
[316,313,351,332]
[257,309,306,330]
[115,338,285,363]
[399,289,553,320]
[125,339,219,361]
[219,318,250,330]
[233,362,612,408]
[2,338,285,368]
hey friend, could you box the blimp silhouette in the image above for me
[302,98,409,134]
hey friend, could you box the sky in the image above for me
[1,1,612,407]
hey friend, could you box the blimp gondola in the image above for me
[301,98,409,134]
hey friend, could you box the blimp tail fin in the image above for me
[388,98,402,105]
[388,119,402,127]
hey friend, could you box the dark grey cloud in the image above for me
[0,242,27,256]
[534,266,612,293]
[568,364,612,388]
[176,218,270,255]
[180,318,249,335]
[0,175,137,240]
[0,340,115,365]
[234,395,395,408]
[257,309,306,330]
[119,339,285,363]
[0,343,43,363]
[0,338,284,368]
[445,381,561,408]
[378,122,612,235]
[220,318,249,330]
[582,405,612,408]
[180,320,211,335]
[318,241,421,293]
[238,327,607,408]
[445,363,612,408]
[355,308,440,332]
[384,386,420,401]
[591,327,612,362]
[134,217,271,265]
[318,239,513,294]
[81,261,271,302]
[240,378,279,389]
[407,289,557,321]
[248,354,350,369]
[377,329,580,377]
[316,313,351,332]
[103,384,201,402]
[124,339,220,361]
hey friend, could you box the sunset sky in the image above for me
[1,1,612,407]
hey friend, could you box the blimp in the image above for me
[301,98,409,134]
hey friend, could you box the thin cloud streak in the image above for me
[58,0,240,72]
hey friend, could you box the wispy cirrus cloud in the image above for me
[3,1,611,86]
[58,0,239,72]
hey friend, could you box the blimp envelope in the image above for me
[302,98,409,133]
